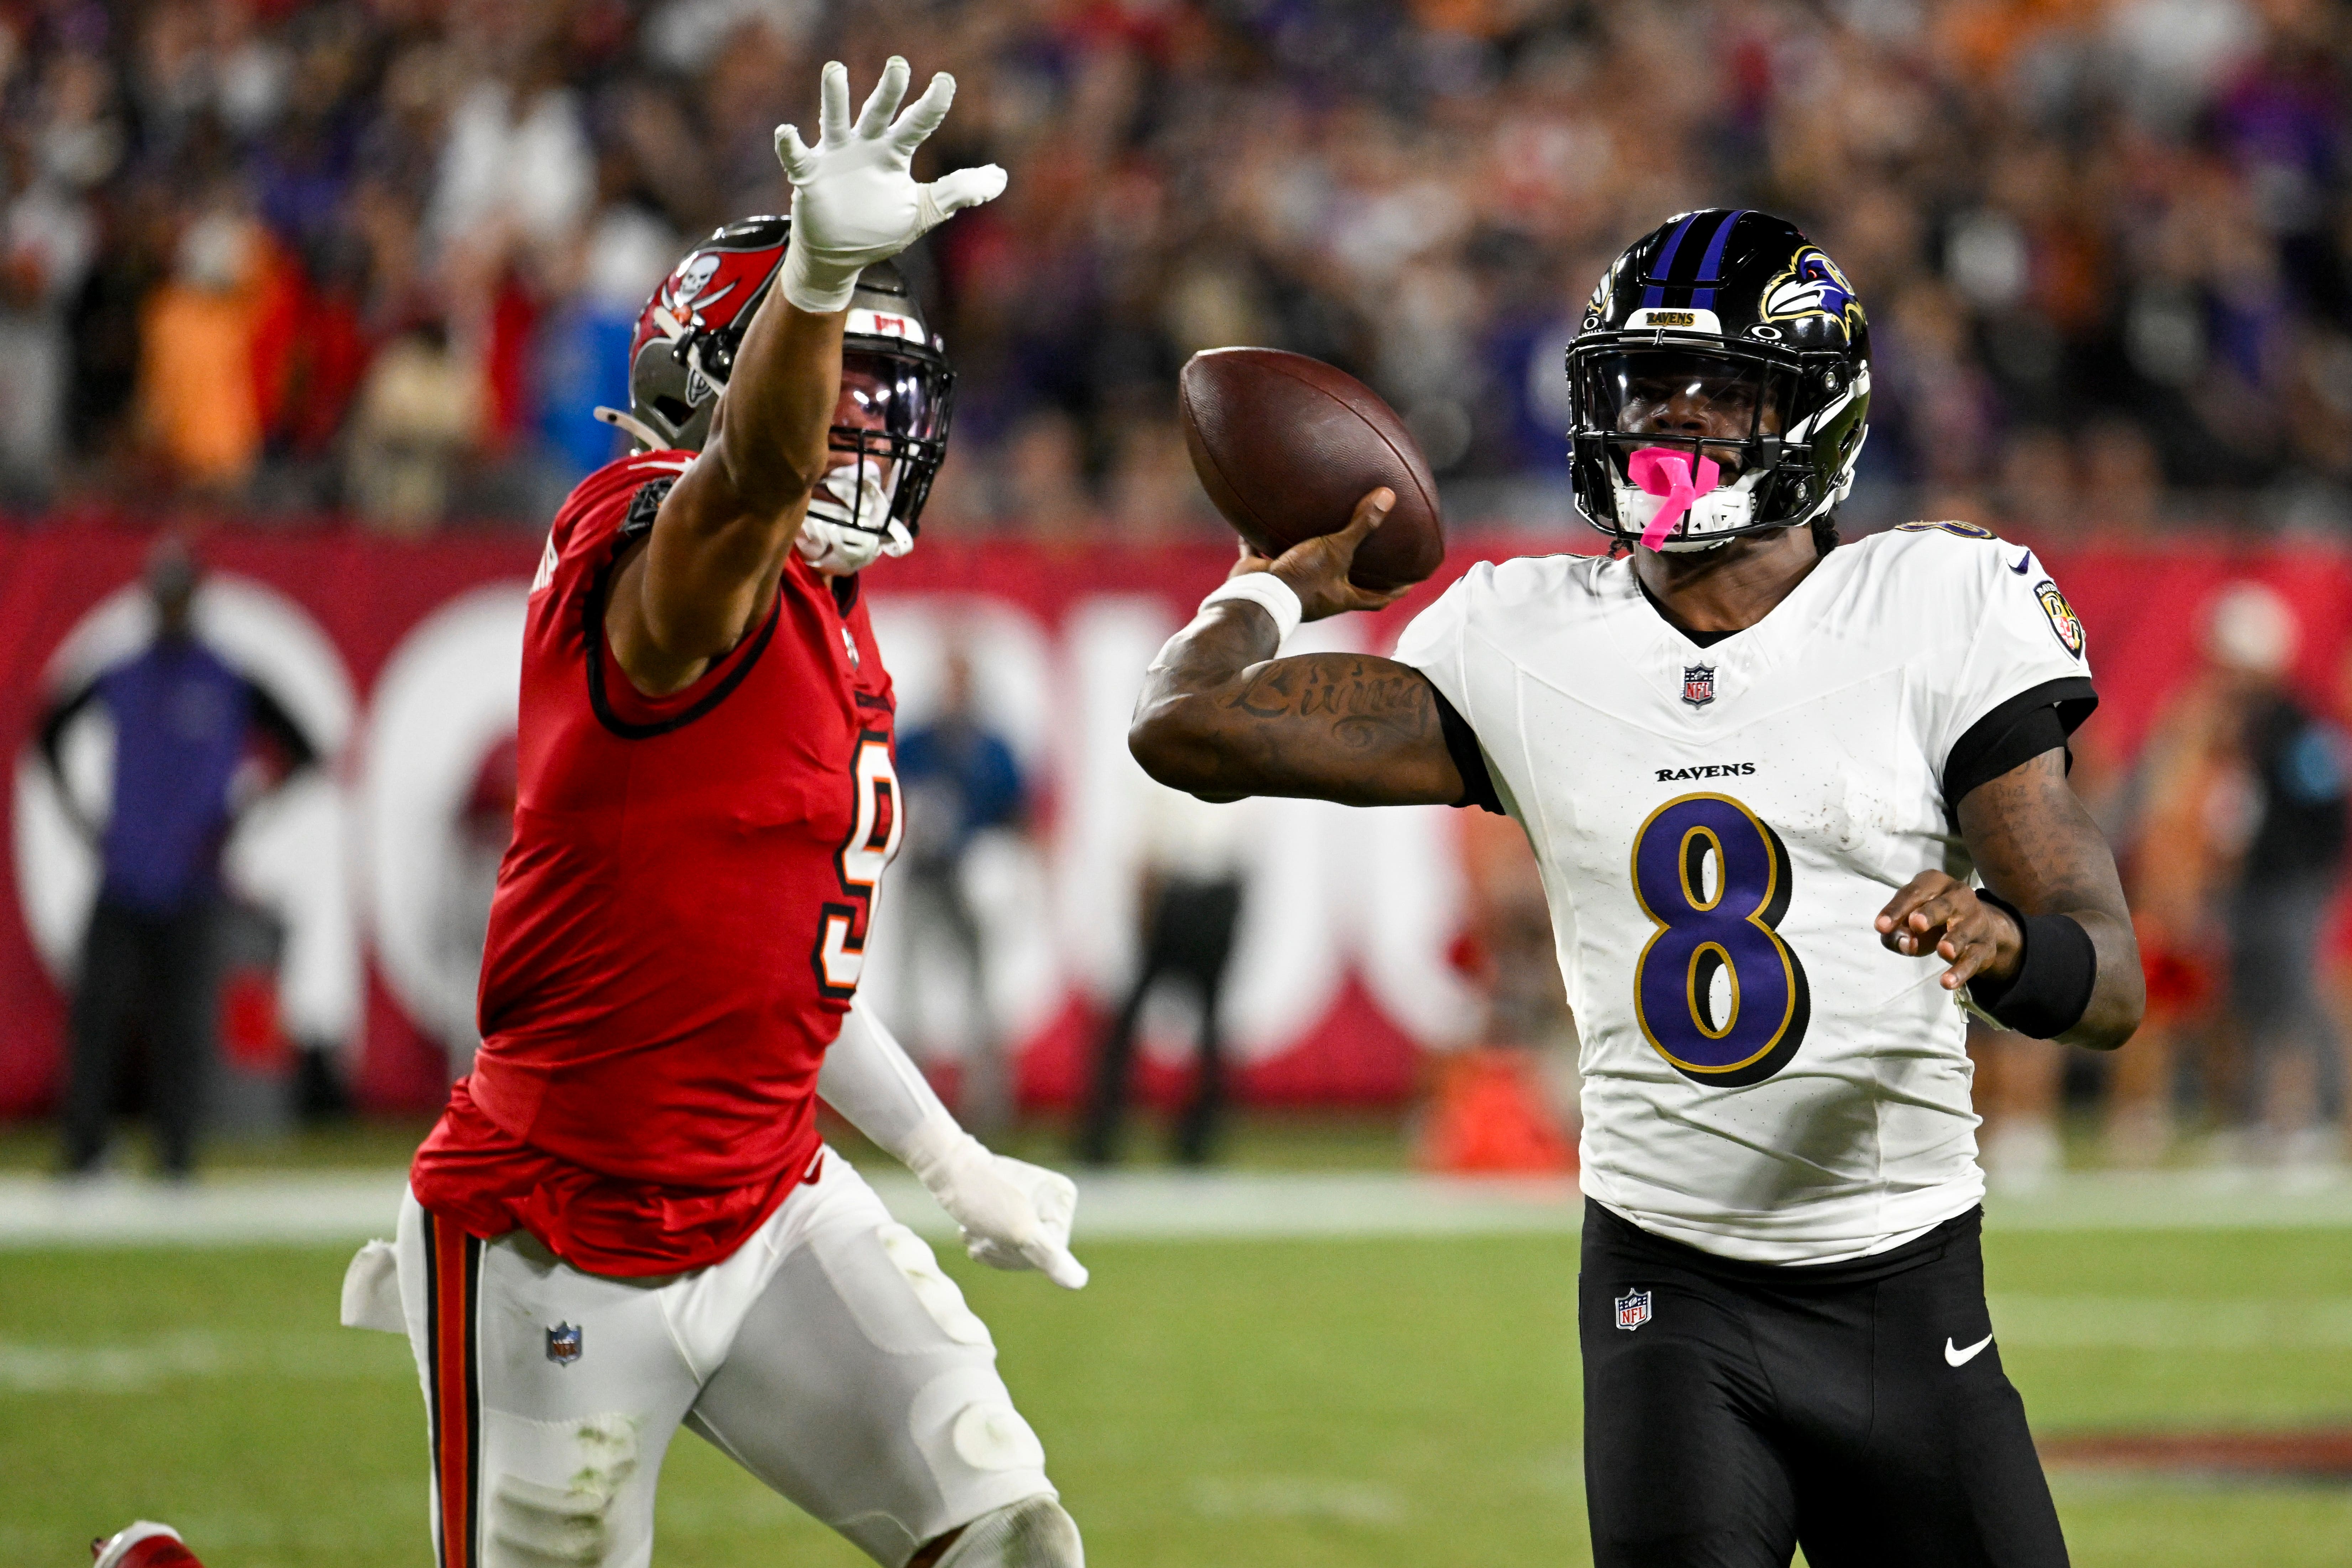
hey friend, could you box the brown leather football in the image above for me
[1178,348,1445,592]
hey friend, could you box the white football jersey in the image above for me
[1393,524,2095,1264]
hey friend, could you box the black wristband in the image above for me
[1966,889,2097,1039]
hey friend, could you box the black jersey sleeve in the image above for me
[1942,676,2098,810]
[1432,686,1504,815]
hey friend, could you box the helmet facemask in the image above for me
[1570,336,1866,552]
[796,344,954,574]
[1578,344,1788,552]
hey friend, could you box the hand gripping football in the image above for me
[1178,348,1445,592]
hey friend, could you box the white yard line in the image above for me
[0,1166,2346,1248]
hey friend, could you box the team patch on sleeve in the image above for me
[2034,580,2086,659]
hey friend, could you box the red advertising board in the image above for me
[3,521,2348,1118]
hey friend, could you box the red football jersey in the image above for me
[410,452,901,1276]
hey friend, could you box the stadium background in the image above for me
[2,1,2351,1565]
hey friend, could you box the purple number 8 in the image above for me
[1629,793,1811,1086]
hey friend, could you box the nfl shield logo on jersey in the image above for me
[546,1323,584,1365]
[1615,1288,1652,1331]
[1681,664,1716,708]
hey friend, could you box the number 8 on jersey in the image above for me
[1630,793,1811,1087]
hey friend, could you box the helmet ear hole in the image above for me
[652,395,695,429]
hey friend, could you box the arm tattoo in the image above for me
[1227,656,1440,751]
[1962,752,2115,915]
[1130,613,1462,806]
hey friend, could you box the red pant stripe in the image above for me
[422,1213,482,1568]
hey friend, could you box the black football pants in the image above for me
[60,896,219,1177]
[1078,874,1242,1166]
[1580,1200,2067,1568]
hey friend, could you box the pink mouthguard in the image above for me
[1627,447,1722,551]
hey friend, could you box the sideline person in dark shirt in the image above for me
[2206,583,2349,1158]
[894,647,1028,1138]
[2230,690,2349,1149]
[37,542,317,1177]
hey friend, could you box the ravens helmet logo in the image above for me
[1761,248,1864,337]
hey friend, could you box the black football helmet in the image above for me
[600,216,956,547]
[1567,209,1870,552]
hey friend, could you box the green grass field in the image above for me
[4,1223,2349,1568]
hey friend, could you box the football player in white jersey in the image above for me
[1130,209,2143,1568]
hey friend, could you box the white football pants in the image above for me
[372,1149,1057,1568]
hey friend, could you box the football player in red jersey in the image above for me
[329,58,1088,1568]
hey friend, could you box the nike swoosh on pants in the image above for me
[1945,1332,1994,1367]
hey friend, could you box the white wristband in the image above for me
[1201,572,1303,647]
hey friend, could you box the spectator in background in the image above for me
[345,316,478,530]
[37,541,318,1178]
[1106,417,1213,539]
[0,141,95,502]
[894,643,1027,1139]
[137,204,265,493]
[2210,582,2351,1165]
[2081,420,2168,538]
[0,1,2348,528]
[1000,411,1093,539]
[2111,650,2244,1165]
[1079,783,1253,1167]
[1996,427,2077,540]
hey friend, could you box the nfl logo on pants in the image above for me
[1615,1288,1652,1331]
[546,1323,584,1365]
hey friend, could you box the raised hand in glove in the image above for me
[775,56,1007,314]
[903,1121,1089,1291]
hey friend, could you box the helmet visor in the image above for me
[1575,348,1796,476]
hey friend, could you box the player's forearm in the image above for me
[638,297,846,665]
[2058,906,2144,1051]
[819,1000,959,1161]
[1128,606,1461,805]
[1959,756,2144,1050]
[699,294,845,531]
[1129,603,1281,797]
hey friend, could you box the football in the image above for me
[1178,348,1447,592]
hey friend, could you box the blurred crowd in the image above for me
[0,0,2344,531]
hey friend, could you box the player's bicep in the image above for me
[1955,750,2119,915]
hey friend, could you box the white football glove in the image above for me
[903,1122,1089,1290]
[775,57,1008,314]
